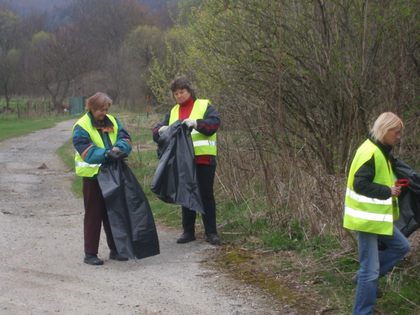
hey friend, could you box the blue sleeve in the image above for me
[72,125,108,164]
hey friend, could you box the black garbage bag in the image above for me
[394,158,420,237]
[151,121,204,214]
[98,160,160,259]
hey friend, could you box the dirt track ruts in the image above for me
[0,119,292,315]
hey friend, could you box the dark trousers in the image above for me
[83,177,116,255]
[182,164,217,235]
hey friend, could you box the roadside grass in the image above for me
[55,111,420,315]
[0,97,74,142]
[0,118,68,142]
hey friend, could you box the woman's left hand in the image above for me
[390,186,401,197]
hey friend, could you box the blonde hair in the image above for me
[85,92,112,112]
[371,112,404,142]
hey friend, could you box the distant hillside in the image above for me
[0,0,67,14]
[0,0,175,15]
[141,0,174,11]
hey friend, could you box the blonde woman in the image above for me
[343,112,410,314]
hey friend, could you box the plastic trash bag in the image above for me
[394,158,420,237]
[151,121,205,214]
[98,160,160,259]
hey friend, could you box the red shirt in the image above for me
[179,97,213,165]
[178,97,194,120]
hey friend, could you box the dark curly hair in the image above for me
[170,76,196,98]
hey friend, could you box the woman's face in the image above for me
[173,88,191,104]
[92,105,109,121]
[382,126,402,146]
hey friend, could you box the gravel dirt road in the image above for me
[0,120,290,315]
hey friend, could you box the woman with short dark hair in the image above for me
[152,77,221,245]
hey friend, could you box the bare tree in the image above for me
[0,8,20,109]
[66,0,152,102]
[26,26,99,111]
[123,25,164,109]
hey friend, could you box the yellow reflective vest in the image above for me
[73,113,118,177]
[168,99,217,156]
[343,139,399,235]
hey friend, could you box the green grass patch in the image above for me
[210,247,323,313]
[0,118,64,142]
[377,269,420,314]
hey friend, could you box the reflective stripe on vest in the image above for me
[73,113,118,177]
[345,188,392,205]
[75,161,101,168]
[169,99,217,156]
[344,206,393,223]
[343,139,398,235]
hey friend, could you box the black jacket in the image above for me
[353,138,393,200]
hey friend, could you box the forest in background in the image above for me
[0,0,176,112]
[0,0,419,245]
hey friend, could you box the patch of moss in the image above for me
[212,247,321,313]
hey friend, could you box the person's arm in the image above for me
[72,125,108,164]
[152,112,170,143]
[195,105,220,136]
[353,157,392,199]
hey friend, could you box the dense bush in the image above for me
[149,0,420,239]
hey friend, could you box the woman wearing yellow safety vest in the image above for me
[152,77,221,245]
[343,112,410,315]
[72,92,132,265]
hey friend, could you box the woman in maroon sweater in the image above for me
[152,77,221,245]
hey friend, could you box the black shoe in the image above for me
[109,250,128,261]
[84,254,104,266]
[176,233,196,244]
[205,233,221,246]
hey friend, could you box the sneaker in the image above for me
[109,250,128,261]
[84,254,104,266]
[205,233,221,246]
[176,232,196,244]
